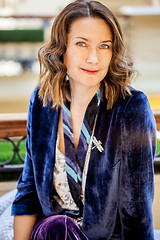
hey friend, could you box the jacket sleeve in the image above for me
[119,92,156,240]
[11,90,43,216]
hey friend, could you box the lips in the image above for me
[80,68,99,75]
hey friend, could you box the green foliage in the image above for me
[0,139,26,165]
[157,139,160,154]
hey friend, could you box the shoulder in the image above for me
[123,86,153,118]
[121,86,156,132]
[112,86,153,122]
[29,86,40,107]
[27,86,59,123]
[28,86,58,112]
[26,86,42,122]
[124,86,149,109]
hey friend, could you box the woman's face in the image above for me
[63,17,113,89]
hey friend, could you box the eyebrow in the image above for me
[73,37,112,43]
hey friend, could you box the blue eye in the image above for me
[100,44,109,49]
[76,42,86,47]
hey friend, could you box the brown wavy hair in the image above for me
[38,0,135,109]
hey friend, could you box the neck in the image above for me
[70,82,100,110]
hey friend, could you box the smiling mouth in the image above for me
[81,68,99,75]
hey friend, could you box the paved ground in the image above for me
[153,174,160,229]
[0,181,17,197]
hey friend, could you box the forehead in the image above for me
[68,17,112,40]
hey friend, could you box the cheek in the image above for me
[102,53,112,68]
[63,50,78,69]
[101,55,112,76]
[63,52,70,68]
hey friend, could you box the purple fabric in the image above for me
[30,215,89,240]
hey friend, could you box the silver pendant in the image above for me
[92,136,104,152]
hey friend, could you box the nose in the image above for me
[86,48,99,65]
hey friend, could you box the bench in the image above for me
[153,110,160,131]
[153,111,160,167]
[0,113,27,172]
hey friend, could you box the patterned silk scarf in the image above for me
[62,88,101,214]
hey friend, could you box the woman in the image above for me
[12,0,157,239]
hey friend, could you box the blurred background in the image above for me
[0,0,160,112]
[0,0,160,232]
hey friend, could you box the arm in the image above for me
[119,92,156,240]
[12,89,42,216]
[13,215,37,240]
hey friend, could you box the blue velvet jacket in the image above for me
[12,87,156,240]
